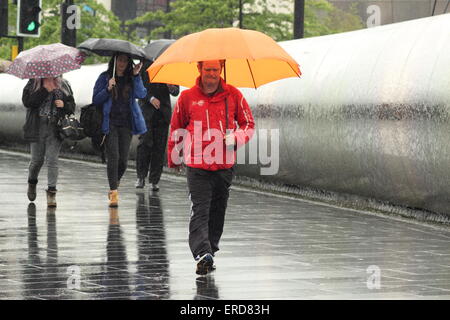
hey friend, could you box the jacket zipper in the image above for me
[206,109,211,140]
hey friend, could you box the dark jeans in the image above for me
[186,166,234,260]
[136,115,169,184]
[105,125,132,190]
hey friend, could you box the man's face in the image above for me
[198,60,222,92]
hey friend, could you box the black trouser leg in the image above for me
[187,167,213,259]
[117,127,132,182]
[106,125,132,190]
[136,142,151,179]
[149,123,169,184]
[209,168,233,254]
[187,166,234,259]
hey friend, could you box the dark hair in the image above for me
[107,53,134,101]
[197,60,225,69]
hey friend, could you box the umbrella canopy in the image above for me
[78,38,146,60]
[143,39,175,61]
[5,43,86,79]
[147,28,301,88]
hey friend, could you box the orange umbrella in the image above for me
[147,28,301,88]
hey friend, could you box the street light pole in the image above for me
[165,0,172,39]
[293,0,304,39]
[238,0,243,29]
[61,0,76,47]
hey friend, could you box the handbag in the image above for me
[57,114,86,141]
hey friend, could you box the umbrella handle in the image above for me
[113,55,116,80]
[225,98,228,131]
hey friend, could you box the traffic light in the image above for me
[17,0,42,37]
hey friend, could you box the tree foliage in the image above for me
[127,0,364,41]
[305,0,364,37]
[0,0,134,63]
[0,0,364,62]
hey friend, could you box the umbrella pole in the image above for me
[224,61,226,83]
[113,55,116,78]
[224,61,228,133]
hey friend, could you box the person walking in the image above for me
[22,76,76,207]
[93,53,147,207]
[135,60,179,191]
[167,60,255,275]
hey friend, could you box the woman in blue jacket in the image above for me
[93,53,147,207]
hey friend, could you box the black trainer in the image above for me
[135,178,145,188]
[196,253,216,276]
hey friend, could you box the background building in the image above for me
[330,0,449,27]
[95,0,171,38]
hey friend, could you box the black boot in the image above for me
[27,183,37,202]
[135,177,145,188]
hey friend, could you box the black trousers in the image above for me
[136,115,169,184]
[105,125,132,190]
[186,166,234,260]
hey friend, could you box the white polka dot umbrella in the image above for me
[6,43,86,79]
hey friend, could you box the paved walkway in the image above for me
[1,149,450,300]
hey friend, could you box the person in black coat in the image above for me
[22,76,76,207]
[135,60,179,190]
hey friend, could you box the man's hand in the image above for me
[150,97,161,110]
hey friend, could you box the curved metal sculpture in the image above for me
[1,14,449,214]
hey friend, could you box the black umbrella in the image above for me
[78,38,146,60]
[143,39,175,62]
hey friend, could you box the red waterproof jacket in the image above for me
[167,77,255,171]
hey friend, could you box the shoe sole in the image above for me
[196,261,216,275]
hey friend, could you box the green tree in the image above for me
[0,0,135,63]
[128,0,294,41]
[305,0,364,37]
[127,0,363,42]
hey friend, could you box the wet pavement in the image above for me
[1,149,450,300]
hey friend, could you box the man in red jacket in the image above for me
[168,60,255,275]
